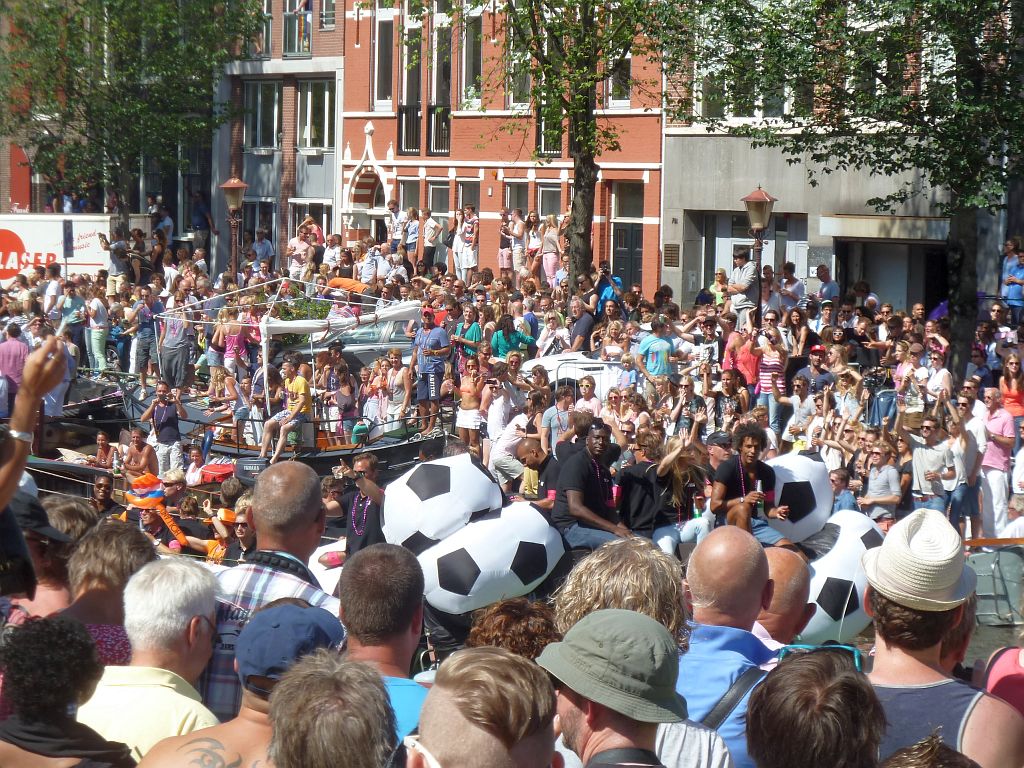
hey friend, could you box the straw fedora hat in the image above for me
[862,509,976,612]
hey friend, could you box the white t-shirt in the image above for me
[88,298,108,330]
[1001,516,1024,539]
[491,414,528,460]
[45,280,62,320]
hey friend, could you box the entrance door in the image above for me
[612,223,643,287]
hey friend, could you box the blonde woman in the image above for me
[537,311,571,356]
[540,213,561,286]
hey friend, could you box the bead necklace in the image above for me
[590,455,613,506]
[350,493,371,536]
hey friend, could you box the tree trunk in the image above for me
[117,166,133,234]
[566,79,598,288]
[946,203,978,385]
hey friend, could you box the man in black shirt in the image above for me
[710,423,793,548]
[552,421,628,549]
[337,452,386,560]
[90,475,125,519]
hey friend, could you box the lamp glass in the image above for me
[741,188,776,231]
[220,178,248,212]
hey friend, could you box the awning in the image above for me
[819,214,949,242]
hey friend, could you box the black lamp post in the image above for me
[741,186,777,328]
[219,177,248,283]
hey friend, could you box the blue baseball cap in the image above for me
[235,604,345,696]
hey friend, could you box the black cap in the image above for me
[10,492,71,543]
[667,373,683,386]
[705,431,732,448]
[509,291,524,302]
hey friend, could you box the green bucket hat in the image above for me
[537,608,687,723]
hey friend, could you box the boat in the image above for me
[122,287,445,482]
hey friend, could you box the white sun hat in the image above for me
[862,509,976,612]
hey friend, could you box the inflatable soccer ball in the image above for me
[765,453,833,543]
[800,509,885,644]
[382,453,503,554]
[418,501,566,615]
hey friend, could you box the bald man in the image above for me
[409,647,557,768]
[754,548,814,650]
[198,462,341,722]
[679,526,776,768]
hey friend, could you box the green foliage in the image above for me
[663,0,1024,212]
[0,0,262,195]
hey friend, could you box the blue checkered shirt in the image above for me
[198,557,342,721]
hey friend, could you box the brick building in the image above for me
[211,0,666,294]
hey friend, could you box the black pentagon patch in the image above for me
[861,528,884,550]
[469,454,498,484]
[437,549,481,596]
[510,541,548,586]
[406,464,452,501]
[402,531,440,555]
[816,576,858,622]
[469,507,501,523]
[798,523,841,561]
[778,481,817,523]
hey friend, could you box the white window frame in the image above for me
[461,12,483,107]
[537,184,561,217]
[458,180,480,211]
[693,60,811,123]
[291,201,333,239]
[398,178,420,209]
[402,27,423,106]
[607,52,632,109]
[297,80,336,149]
[611,182,644,221]
[374,10,397,111]
[243,81,282,149]
[505,181,529,214]
[507,24,531,109]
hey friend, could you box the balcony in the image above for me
[427,105,451,156]
[246,16,272,59]
[283,11,312,57]
[397,104,421,155]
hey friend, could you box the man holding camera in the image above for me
[595,260,623,319]
[139,381,188,475]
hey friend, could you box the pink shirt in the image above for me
[983,407,1015,471]
[0,338,29,389]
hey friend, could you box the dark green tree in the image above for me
[659,0,1024,377]
[0,0,261,224]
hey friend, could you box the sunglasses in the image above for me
[778,643,863,672]
[957,402,970,407]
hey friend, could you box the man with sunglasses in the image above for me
[894,400,955,513]
[568,296,595,353]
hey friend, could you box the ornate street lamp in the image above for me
[741,186,777,328]
[219,177,248,283]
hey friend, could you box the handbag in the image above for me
[443,227,456,249]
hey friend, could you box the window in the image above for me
[243,201,277,253]
[297,81,335,148]
[375,18,395,108]
[283,0,312,56]
[462,16,483,104]
[508,26,530,106]
[458,181,480,211]
[505,182,528,214]
[538,185,561,217]
[248,0,272,58]
[321,0,336,27]
[292,203,332,237]
[428,183,450,218]
[403,30,422,106]
[607,54,631,108]
[244,81,282,148]
[433,26,452,106]
[613,182,643,219]
[399,179,420,209]
[698,60,813,120]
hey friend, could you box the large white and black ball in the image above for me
[765,453,833,543]
[800,509,885,644]
[382,453,503,554]
[419,501,566,615]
